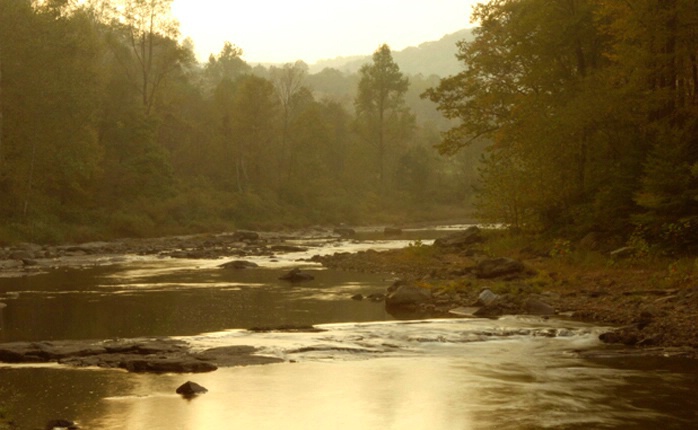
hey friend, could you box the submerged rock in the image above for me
[45,419,79,430]
[0,338,280,373]
[219,260,259,269]
[279,268,315,282]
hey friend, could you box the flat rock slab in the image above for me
[0,337,281,373]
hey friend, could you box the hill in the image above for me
[308,28,475,77]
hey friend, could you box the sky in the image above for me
[170,0,481,64]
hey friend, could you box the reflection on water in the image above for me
[1,318,696,429]
[1,230,697,429]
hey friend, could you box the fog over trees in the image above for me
[1,0,695,255]
[0,0,476,242]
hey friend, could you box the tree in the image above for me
[0,0,103,230]
[228,75,279,193]
[203,41,250,89]
[270,61,308,182]
[107,0,188,116]
[355,44,413,188]
[425,0,611,232]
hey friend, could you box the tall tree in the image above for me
[425,0,610,230]
[228,75,279,193]
[108,0,186,116]
[270,61,308,181]
[355,44,412,188]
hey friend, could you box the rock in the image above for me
[176,381,208,397]
[448,307,481,317]
[195,345,285,366]
[599,327,641,346]
[8,250,33,260]
[334,227,356,237]
[45,419,79,429]
[120,357,217,373]
[474,257,525,279]
[477,289,498,306]
[351,294,364,301]
[270,245,307,253]
[610,246,637,259]
[385,283,431,307]
[279,268,314,282]
[384,227,402,236]
[524,297,556,316]
[219,260,259,269]
[367,293,386,302]
[433,226,483,248]
[232,230,260,242]
[579,232,600,250]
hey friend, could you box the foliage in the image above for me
[0,0,476,244]
[355,44,414,189]
[426,0,698,254]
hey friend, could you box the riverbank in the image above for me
[314,228,698,358]
[2,225,696,358]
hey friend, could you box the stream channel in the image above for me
[0,226,697,429]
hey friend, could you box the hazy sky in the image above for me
[171,0,481,64]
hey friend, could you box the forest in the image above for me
[2,0,697,256]
[426,0,698,254]
[0,0,477,243]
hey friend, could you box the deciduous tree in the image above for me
[355,44,413,189]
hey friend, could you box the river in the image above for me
[1,227,697,429]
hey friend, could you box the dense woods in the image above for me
[2,0,696,255]
[426,0,698,253]
[0,0,475,243]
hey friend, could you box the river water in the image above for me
[1,227,697,429]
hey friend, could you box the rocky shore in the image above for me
[2,225,697,365]
[314,227,698,359]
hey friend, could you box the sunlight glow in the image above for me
[171,0,480,64]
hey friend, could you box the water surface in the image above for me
[1,228,697,429]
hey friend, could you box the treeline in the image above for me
[426,0,698,253]
[0,0,476,243]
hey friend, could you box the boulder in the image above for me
[524,297,556,316]
[279,268,314,282]
[385,283,431,307]
[433,226,483,248]
[474,257,525,279]
[477,289,498,306]
[176,381,208,397]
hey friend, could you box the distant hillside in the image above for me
[309,28,475,77]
